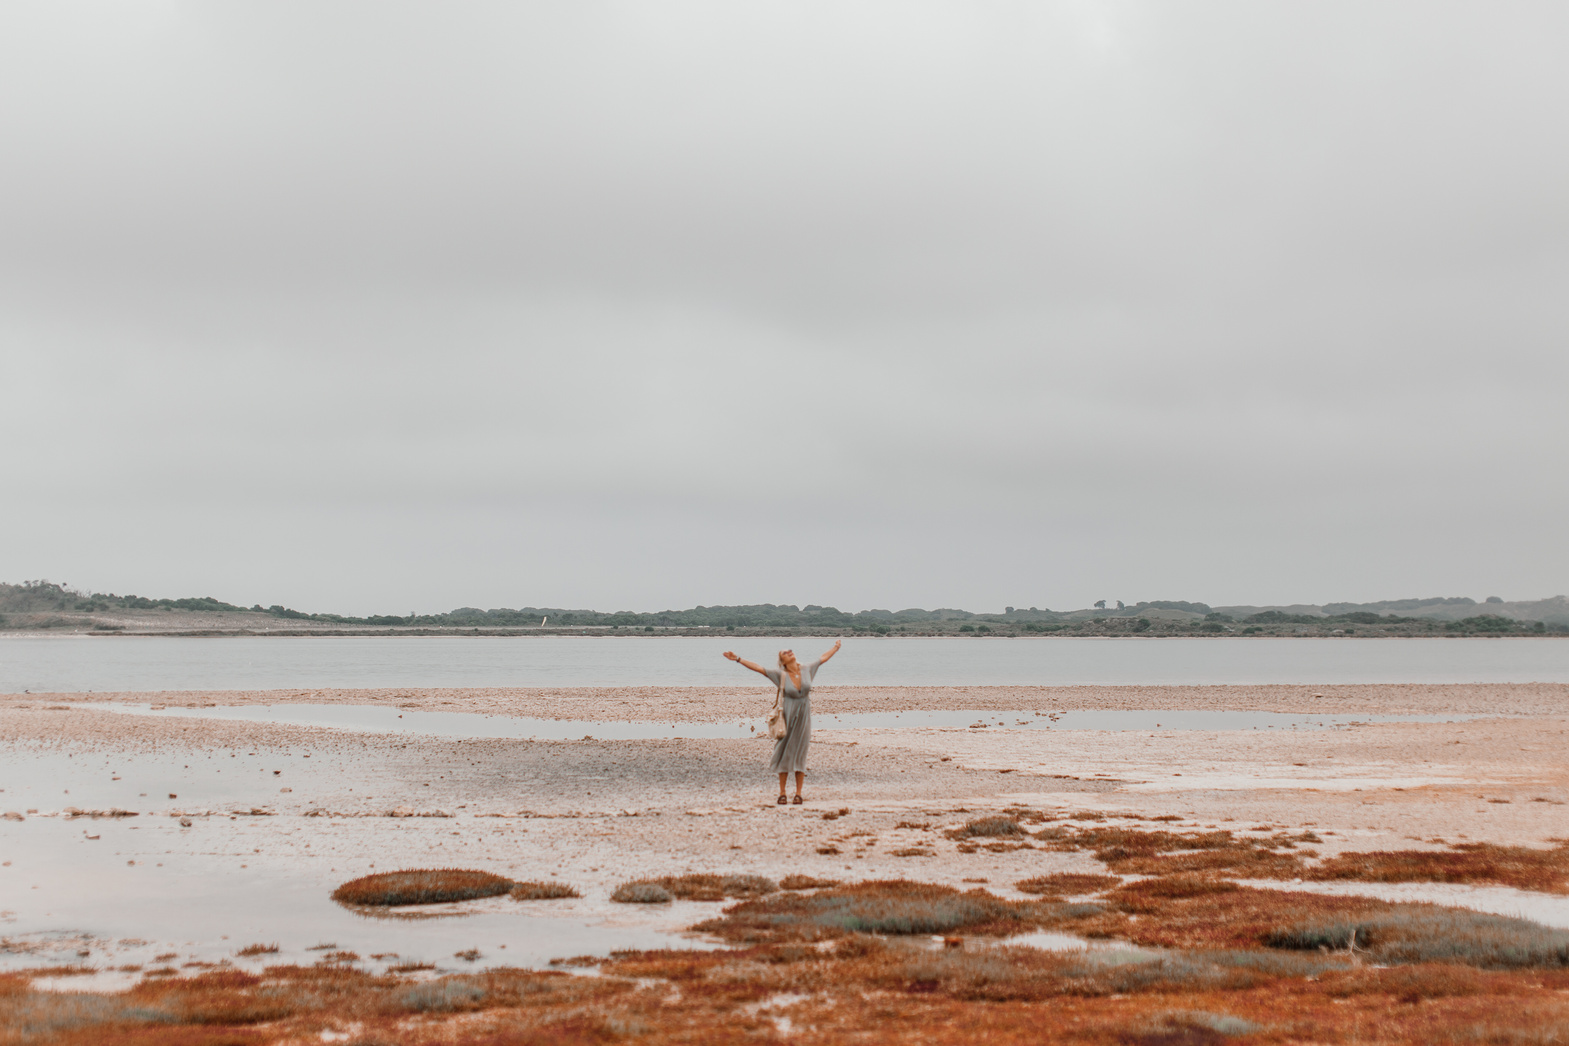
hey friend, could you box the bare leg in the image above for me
[777,772,788,797]
[794,771,805,797]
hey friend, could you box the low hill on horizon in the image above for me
[3,580,1567,634]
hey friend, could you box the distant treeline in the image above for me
[0,581,413,626]
[1,581,1563,634]
[0,582,996,629]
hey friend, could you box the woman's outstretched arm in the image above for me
[723,651,774,678]
[817,639,843,664]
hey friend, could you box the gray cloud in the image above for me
[3,2,1565,614]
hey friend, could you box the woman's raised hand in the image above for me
[722,651,739,661]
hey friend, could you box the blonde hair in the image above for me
[777,649,797,668]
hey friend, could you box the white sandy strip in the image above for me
[818,728,1506,792]
[1238,880,1569,928]
[1114,775,1481,792]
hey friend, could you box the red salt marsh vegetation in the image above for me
[1015,873,1124,896]
[332,870,584,906]
[507,881,581,901]
[330,869,517,907]
[1033,824,1320,878]
[610,873,778,904]
[6,682,1566,1044]
[1302,840,1569,893]
[1029,823,1569,892]
[6,872,1568,1045]
[691,879,1095,944]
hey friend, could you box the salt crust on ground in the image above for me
[2,683,1566,964]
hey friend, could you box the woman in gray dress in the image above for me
[724,640,841,804]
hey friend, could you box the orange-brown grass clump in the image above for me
[779,875,839,890]
[998,806,1055,823]
[330,868,514,907]
[611,873,776,904]
[1315,963,1532,1003]
[1039,825,1569,895]
[612,880,673,903]
[1090,879,1395,950]
[1015,873,1121,897]
[1085,877,1569,970]
[1035,825,1312,878]
[946,816,1023,840]
[1302,840,1569,893]
[1111,875,1243,905]
[692,880,1099,945]
[509,881,580,900]
[386,961,435,973]
[1266,907,1569,969]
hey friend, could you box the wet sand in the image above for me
[24,680,1569,717]
[3,684,1566,973]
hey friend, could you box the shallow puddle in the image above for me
[992,930,1093,951]
[1248,879,1569,929]
[0,813,722,977]
[82,702,1478,739]
[0,746,723,977]
[959,931,1159,964]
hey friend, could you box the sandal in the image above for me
[777,794,788,805]
[791,795,803,805]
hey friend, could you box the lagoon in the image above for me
[4,635,1568,693]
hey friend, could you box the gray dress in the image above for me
[764,658,822,773]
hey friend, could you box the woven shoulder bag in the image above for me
[766,680,788,740]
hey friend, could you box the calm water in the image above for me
[3,635,1568,693]
[0,808,717,977]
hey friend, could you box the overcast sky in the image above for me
[3,2,1566,615]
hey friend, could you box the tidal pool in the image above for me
[0,813,722,978]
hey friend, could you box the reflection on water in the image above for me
[83,702,1482,739]
[0,815,721,977]
[5,634,1568,693]
[0,746,720,978]
[994,930,1092,951]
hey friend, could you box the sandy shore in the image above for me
[24,679,1569,718]
[6,683,1566,858]
[3,683,1566,972]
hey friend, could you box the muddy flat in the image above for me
[4,684,1566,960]
[5,682,1569,1043]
